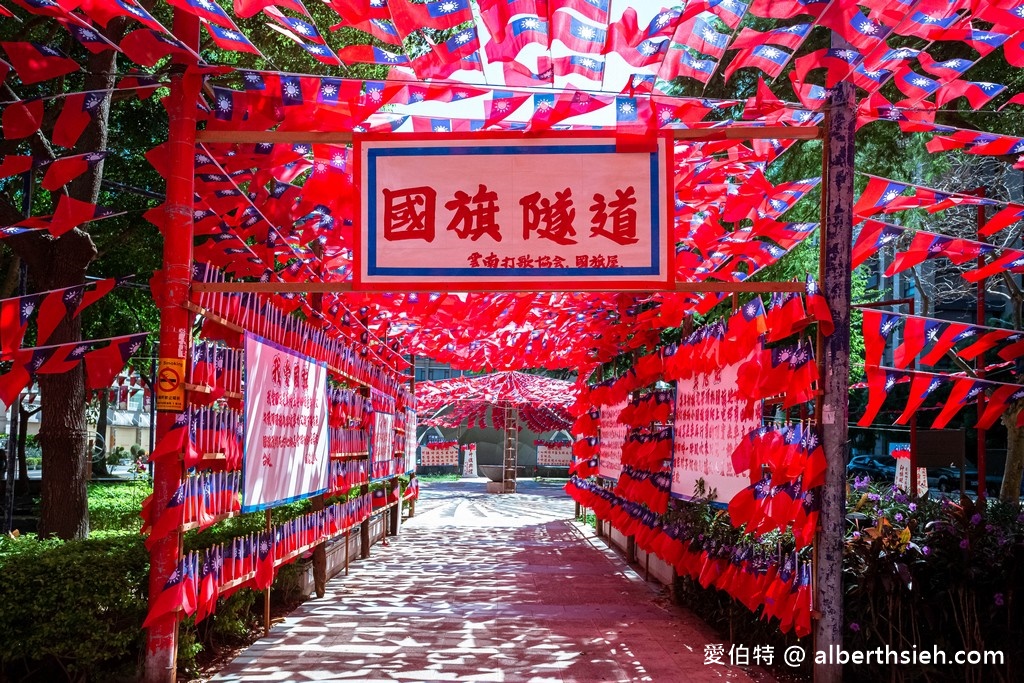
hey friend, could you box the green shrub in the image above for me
[0,533,149,681]
[88,482,152,532]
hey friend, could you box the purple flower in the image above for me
[908,503,917,513]
[995,593,1005,607]
[895,492,909,504]
[895,513,905,523]
[850,622,861,632]
[960,539,970,550]
[971,513,983,525]
[922,546,930,556]
[868,493,881,502]
[853,475,870,490]
[852,531,861,540]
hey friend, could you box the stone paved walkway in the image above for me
[212,479,775,683]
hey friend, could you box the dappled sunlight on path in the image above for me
[212,480,774,682]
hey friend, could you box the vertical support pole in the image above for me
[908,299,918,497]
[143,17,200,681]
[975,193,987,498]
[264,509,272,635]
[814,81,856,683]
[311,494,327,598]
[144,25,199,683]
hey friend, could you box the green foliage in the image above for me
[0,534,149,682]
[88,481,152,533]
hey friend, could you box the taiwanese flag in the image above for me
[40,153,108,192]
[166,0,236,26]
[661,48,716,83]
[852,220,905,268]
[337,44,409,66]
[232,0,307,19]
[53,91,105,148]
[485,15,547,63]
[84,333,146,390]
[854,177,909,216]
[862,309,900,368]
[484,90,530,128]
[939,27,1008,57]
[142,555,198,629]
[36,339,94,374]
[77,0,167,31]
[0,293,40,355]
[59,18,123,54]
[765,291,806,343]
[144,483,187,550]
[0,42,79,84]
[979,204,1024,237]
[204,22,262,55]
[893,9,962,39]
[193,547,221,624]
[36,285,85,346]
[681,17,730,58]
[963,251,1024,283]
[932,378,987,430]
[50,195,120,236]
[119,29,195,67]
[977,385,1024,430]
[723,45,791,82]
[792,48,860,88]
[894,67,940,104]
[747,0,827,19]
[332,16,402,46]
[388,0,474,36]
[917,52,973,82]
[851,64,892,94]
[936,80,1006,110]
[0,350,32,407]
[805,275,833,337]
[958,328,1015,362]
[253,531,276,590]
[919,322,972,366]
[816,3,889,51]
[0,155,32,180]
[550,12,607,54]
[892,315,939,369]
[1,98,44,140]
[895,372,947,425]
[552,54,605,82]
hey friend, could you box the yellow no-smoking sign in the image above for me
[155,357,186,412]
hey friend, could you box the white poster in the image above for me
[242,333,330,512]
[404,408,417,474]
[671,356,761,502]
[421,443,459,466]
[462,444,477,477]
[598,400,627,481]
[537,443,573,467]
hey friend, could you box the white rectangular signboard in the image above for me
[242,333,330,512]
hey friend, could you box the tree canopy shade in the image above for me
[415,370,576,431]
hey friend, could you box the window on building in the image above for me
[128,390,144,412]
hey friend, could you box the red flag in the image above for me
[50,194,102,236]
[0,155,33,179]
[253,531,276,590]
[0,350,32,406]
[0,42,79,84]
[1,98,44,140]
[0,293,40,355]
[919,322,971,366]
[895,371,945,425]
[119,29,194,67]
[805,275,833,336]
[53,92,103,148]
[40,153,107,191]
[75,276,125,316]
[892,315,926,369]
[862,309,899,367]
[84,334,146,390]
[36,285,85,345]
[142,554,198,628]
[977,385,1024,430]
[932,378,986,429]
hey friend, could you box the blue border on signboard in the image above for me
[365,143,662,277]
[240,332,331,514]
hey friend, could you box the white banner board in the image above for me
[354,132,674,291]
[242,333,330,512]
[598,400,627,481]
[537,443,573,467]
[671,357,761,502]
[421,444,459,466]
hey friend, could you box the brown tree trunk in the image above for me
[1000,402,1024,504]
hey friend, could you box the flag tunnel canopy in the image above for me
[3,0,1024,681]
[415,370,576,431]
[5,0,1022,374]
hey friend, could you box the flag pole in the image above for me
[143,9,200,683]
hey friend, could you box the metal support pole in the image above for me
[975,192,987,499]
[143,12,199,682]
[814,81,856,683]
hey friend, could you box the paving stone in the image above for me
[211,480,774,683]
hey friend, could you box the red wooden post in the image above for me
[143,11,200,683]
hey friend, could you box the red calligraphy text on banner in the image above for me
[598,400,628,481]
[590,186,639,245]
[355,132,674,291]
[671,354,760,502]
[446,183,502,241]
[382,186,436,242]
[520,188,577,245]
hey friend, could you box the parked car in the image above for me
[847,455,897,483]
